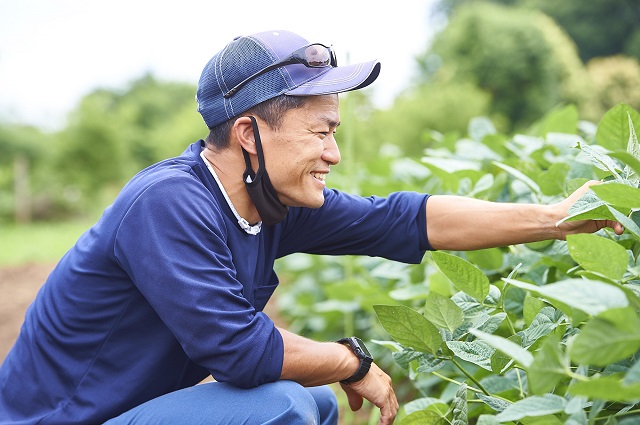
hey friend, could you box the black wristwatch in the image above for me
[337,337,373,384]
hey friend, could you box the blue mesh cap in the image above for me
[196,30,381,128]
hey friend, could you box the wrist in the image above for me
[337,343,360,378]
[336,337,373,384]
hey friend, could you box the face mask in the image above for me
[241,116,289,226]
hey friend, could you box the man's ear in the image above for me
[233,116,257,154]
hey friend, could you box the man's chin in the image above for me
[288,195,325,209]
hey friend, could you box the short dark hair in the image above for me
[205,95,309,149]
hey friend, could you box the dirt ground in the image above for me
[0,262,54,362]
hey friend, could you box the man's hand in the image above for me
[339,362,398,425]
[551,180,624,239]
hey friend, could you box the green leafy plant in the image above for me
[372,103,640,424]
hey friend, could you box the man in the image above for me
[0,30,623,425]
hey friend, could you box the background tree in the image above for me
[435,0,640,62]
[416,2,592,130]
[0,124,48,223]
[522,0,640,62]
[587,55,640,113]
[51,75,203,213]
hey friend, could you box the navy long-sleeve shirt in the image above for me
[0,140,430,424]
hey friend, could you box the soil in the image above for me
[0,262,54,362]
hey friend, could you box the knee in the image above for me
[270,380,321,425]
[306,385,338,425]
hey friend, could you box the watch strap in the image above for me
[337,337,373,384]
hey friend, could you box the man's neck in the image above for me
[201,147,261,225]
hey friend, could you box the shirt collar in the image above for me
[200,150,262,235]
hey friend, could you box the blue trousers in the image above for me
[104,381,338,425]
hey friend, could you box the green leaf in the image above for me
[624,358,640,385]
[607,205,640,238]
[404,397,449,416]
[475,312,507,335]
[432,251,490,301]
[528,333,569,395]
[370,339,404,352]
[538,163,571,196]
[477,394,511,413]
[374,305,443,354]
[477,415,501,425]
[574,141,623,180]
[416,352,447,373]
[609,151,640,180]
[495,394,567,422]
[591,183,640,210]
[492,161,541,195]
[538,104,579,136]
[523,295,547,326]
[569,307,640,366]
[564,393,589,416]
[470,329,533,368]
[519,307,561,347]
[465,248,504,271]
[520,415,564,425]
[610,134,640,185]
[627,111,640,159]
[389,284,430,301]
[468,116,497,142]
[490,334,521,373]
[569,376,640,402]
[502,278,629,317]
[446,340,495,371]
[556,191,614,226]
[400,410,447,425]
[423,292,465,333]
[596,103,640,151]
[480,374,520,394]
[566,234,629,281]
[422,157,482,173]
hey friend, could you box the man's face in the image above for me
[260,94,341,209]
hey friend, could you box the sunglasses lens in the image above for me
[304,44,331,67]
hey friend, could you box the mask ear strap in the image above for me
[242,116,265,182]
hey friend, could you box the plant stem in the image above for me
[431,371,485,395]
[566,370,589,382]
[504,313,517,335]
[515,368,525,399]
[431,371,514,404]
[450,358,490,396]
[593,408,640,422]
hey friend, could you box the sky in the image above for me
[0,0,441,131]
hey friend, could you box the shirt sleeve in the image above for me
[114,174,283,389]
[277,189,432,262]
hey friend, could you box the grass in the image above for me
[0,219,95,266]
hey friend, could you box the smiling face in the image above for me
[259,94,341,209]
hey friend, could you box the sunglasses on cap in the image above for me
[223,43,337,98]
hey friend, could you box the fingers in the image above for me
[607,220,625,235]
[341,383,364,411]
[378,388,399,425]
[340,363,399,424]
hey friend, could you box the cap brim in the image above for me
[285,60,381,96]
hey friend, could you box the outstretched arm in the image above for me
[426,180,624,251]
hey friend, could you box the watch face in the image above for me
[353,337,372,358]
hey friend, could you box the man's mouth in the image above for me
[312,172,327,182]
